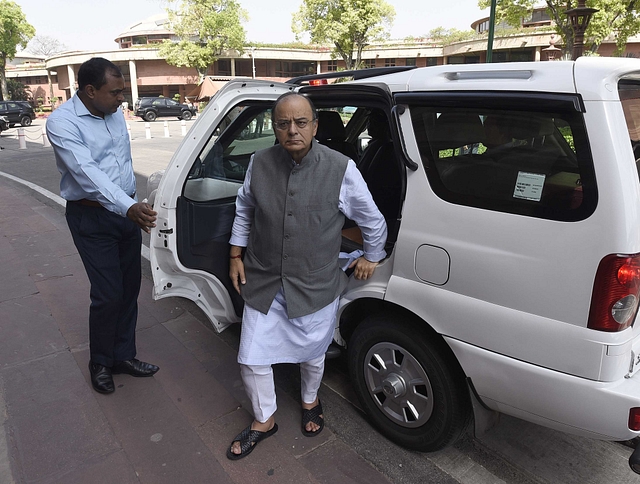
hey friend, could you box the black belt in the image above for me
[72,199,102,207]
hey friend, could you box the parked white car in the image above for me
[149,57,640,472]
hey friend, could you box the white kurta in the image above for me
[230,151,387,366]
[238,287,339,365]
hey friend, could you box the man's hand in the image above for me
[229,257,246,294]
[127,202,157,233]
[349,257,379,280]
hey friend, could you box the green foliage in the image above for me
[250,41,319,50]
[0,0,35,100]
[477,0,640,56]
[293,0,395,70]
[428,27,478,45]
[7,78,29,100]
[159,0,248,79]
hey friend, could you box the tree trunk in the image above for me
[336,47,353,70]
[197,66,207,83]
[355,44,365,70]
[0,58,7,101]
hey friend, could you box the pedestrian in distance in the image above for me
[46,57,159,394]
[227,92,388,459]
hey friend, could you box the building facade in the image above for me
[7,10,640,107]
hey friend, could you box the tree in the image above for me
[477,0,640,56]
[292,0,395,70]
[7,78,30,100]
[0,1,35,100]
[26,35,67,57]
[159,0,248,81]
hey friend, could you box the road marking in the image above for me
[0,171,151,261]
[0,171,66,206]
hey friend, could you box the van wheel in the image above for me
[181,111,193,121]
[20,116,32,126]
[144,111,157,122]
[348,314,471,451]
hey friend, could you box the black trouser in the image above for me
[65,201,142,367]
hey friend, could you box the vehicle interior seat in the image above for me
[429,112,488,183]
[358,112,392,176]
[430,112,485,156]
[358,112,401,225]
[315,110,358,161]
[342,112,402,253]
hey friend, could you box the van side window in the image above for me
[410,103,596,221]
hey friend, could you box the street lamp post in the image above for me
[486,0,497,62]
[565,0,598,59]
[250,46,256,79]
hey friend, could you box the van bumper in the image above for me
[446,337,640,441]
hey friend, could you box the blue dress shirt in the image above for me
[46,95,136,217]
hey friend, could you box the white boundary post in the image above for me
[181,119,186,136]
[18,128,26,149]
[145,122,151,139]
[42,125,50,147]
[163,120,170,138]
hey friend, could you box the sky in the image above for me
[15,0,488,52]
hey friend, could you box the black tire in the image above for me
[348,314,471,451]
[181,111,193,121]
[144,111,157,122]
[20,116,32,126]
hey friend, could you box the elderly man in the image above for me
[227,92,387,459]
[47,58,159,394]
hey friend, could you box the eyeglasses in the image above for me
[273,118,315,131]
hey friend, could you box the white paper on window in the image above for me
[513,172,545,202]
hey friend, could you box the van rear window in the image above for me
[619,81,640,181]
[409,99,596,221]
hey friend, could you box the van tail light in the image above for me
[309,79,328,86]
[630,408,640,431]
[588,254,640,332]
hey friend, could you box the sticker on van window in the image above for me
[514,172,546,201]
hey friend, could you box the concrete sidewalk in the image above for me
[0,176,411,483]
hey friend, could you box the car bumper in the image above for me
[447,336,640,441]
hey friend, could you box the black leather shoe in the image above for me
[112,359,159,377]
[89,361,115,394]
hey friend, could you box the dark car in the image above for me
[134,97,196,122]
[0,100,35,127]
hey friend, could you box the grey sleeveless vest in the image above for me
[241,140,349,318]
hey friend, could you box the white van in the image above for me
[149,57,640,471]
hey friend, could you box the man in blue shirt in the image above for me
[47,57,159,394]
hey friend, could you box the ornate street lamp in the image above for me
[565,0,598,59]
[542,34,562,61]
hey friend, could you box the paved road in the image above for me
[0,117,638,483]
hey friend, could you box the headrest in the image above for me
[368,112,390,141]
[509,115,556,139]
[430,112,485,152]
[316,110,347,141]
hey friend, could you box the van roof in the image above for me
[360,58,640,101]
